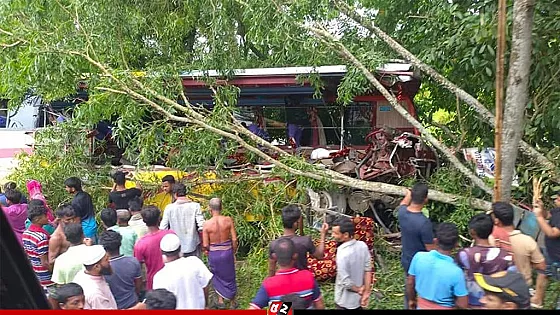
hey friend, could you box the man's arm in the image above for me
[454,296,469,309]
[420,221,437,251]
[406,275,417,309]
[134,277,143,295]
[248,285,269,310]
[312,223,328,260]
[48,237,61,265]
[159,206,170,230]
[202,225,210,255]
[536,217,560,238]
[229,218,238,254]
[40,253,52,273]
[528,240,546,271]
[534,202,560,238]
[361,271,372,307]
[203,285,209,309]
[195,205,205,232]
[400,189,412,206]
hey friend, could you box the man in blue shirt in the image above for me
[406,222,468,309]
[398,182,436,308]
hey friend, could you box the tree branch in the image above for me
[305,24,493,196]
[333,0,559,182]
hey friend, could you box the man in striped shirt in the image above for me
[22,200,54,291]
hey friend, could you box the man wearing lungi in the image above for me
[202,198,238,309]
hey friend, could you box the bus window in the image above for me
[0,100,7,128]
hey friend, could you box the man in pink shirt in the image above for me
[2,189,27,245]
[133,206,175,290]
[72,245,118,309]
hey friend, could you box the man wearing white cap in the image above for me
[153,233,213,309]
[72,245,118,309]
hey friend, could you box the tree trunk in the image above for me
[333,0,559,183]
[499,0,536,201]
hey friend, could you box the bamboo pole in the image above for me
[493,0,507,202]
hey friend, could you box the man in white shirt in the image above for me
[51,223,88,285]
[159,183,205,258]
[72,245,118,310]
[153,234,213,309]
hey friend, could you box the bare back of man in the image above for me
[48,224,70,264]
[204,216,235,245]
[202,198,239,309]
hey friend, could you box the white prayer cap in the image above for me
[160,234,181,252]
[82,245,106,266]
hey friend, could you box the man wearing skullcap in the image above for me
[72,245,118,309]
[153,233,213,309]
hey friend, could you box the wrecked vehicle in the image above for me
[181,63,438,230]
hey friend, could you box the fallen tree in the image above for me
[333,0,559,183]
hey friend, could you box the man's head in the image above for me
[128,197,143,214]
[64,223,84,246]
[117,209,131,226]
[331,217,355,243]
[208,198,222,212]
[552,191,560,208]
[27,199,49,226]
[436,222,459,251]
[64,177,82,194]
[468,213,494,240]
[272,237,297,268]
[112,171,126,186]
[411,182,429,205]
[281,205,301,229]
[160,233,181,260]
[475,271,530,309]
[100,208,117,228]
[3,181,17,191]
[5,189,22,205]
[161,175,176,194]
[55,204,79,225]
[172,183,187,198]
[141,206,161,227]
[281,293,307,310]
[99,230,122,256]
[145,289,177,310]
[53,283,85,310]
[491,202,514,227]
[83,245,112,276]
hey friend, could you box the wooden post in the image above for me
[494,0,507,202]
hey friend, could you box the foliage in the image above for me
[8,124,112,221]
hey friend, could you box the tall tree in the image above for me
[500,0,536,201]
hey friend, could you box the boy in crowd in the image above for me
[407,223,468,309]
[474,271,531,309]
[456,214,514,308]
[52,283,86,310]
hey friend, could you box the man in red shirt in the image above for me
[133,206,175,290]
[22,201,54,291]
[249,238,325,310]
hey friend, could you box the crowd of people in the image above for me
[1,174,559,310]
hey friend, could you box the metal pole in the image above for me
[493,0,507,202]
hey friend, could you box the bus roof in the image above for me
[180,63,415,79]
